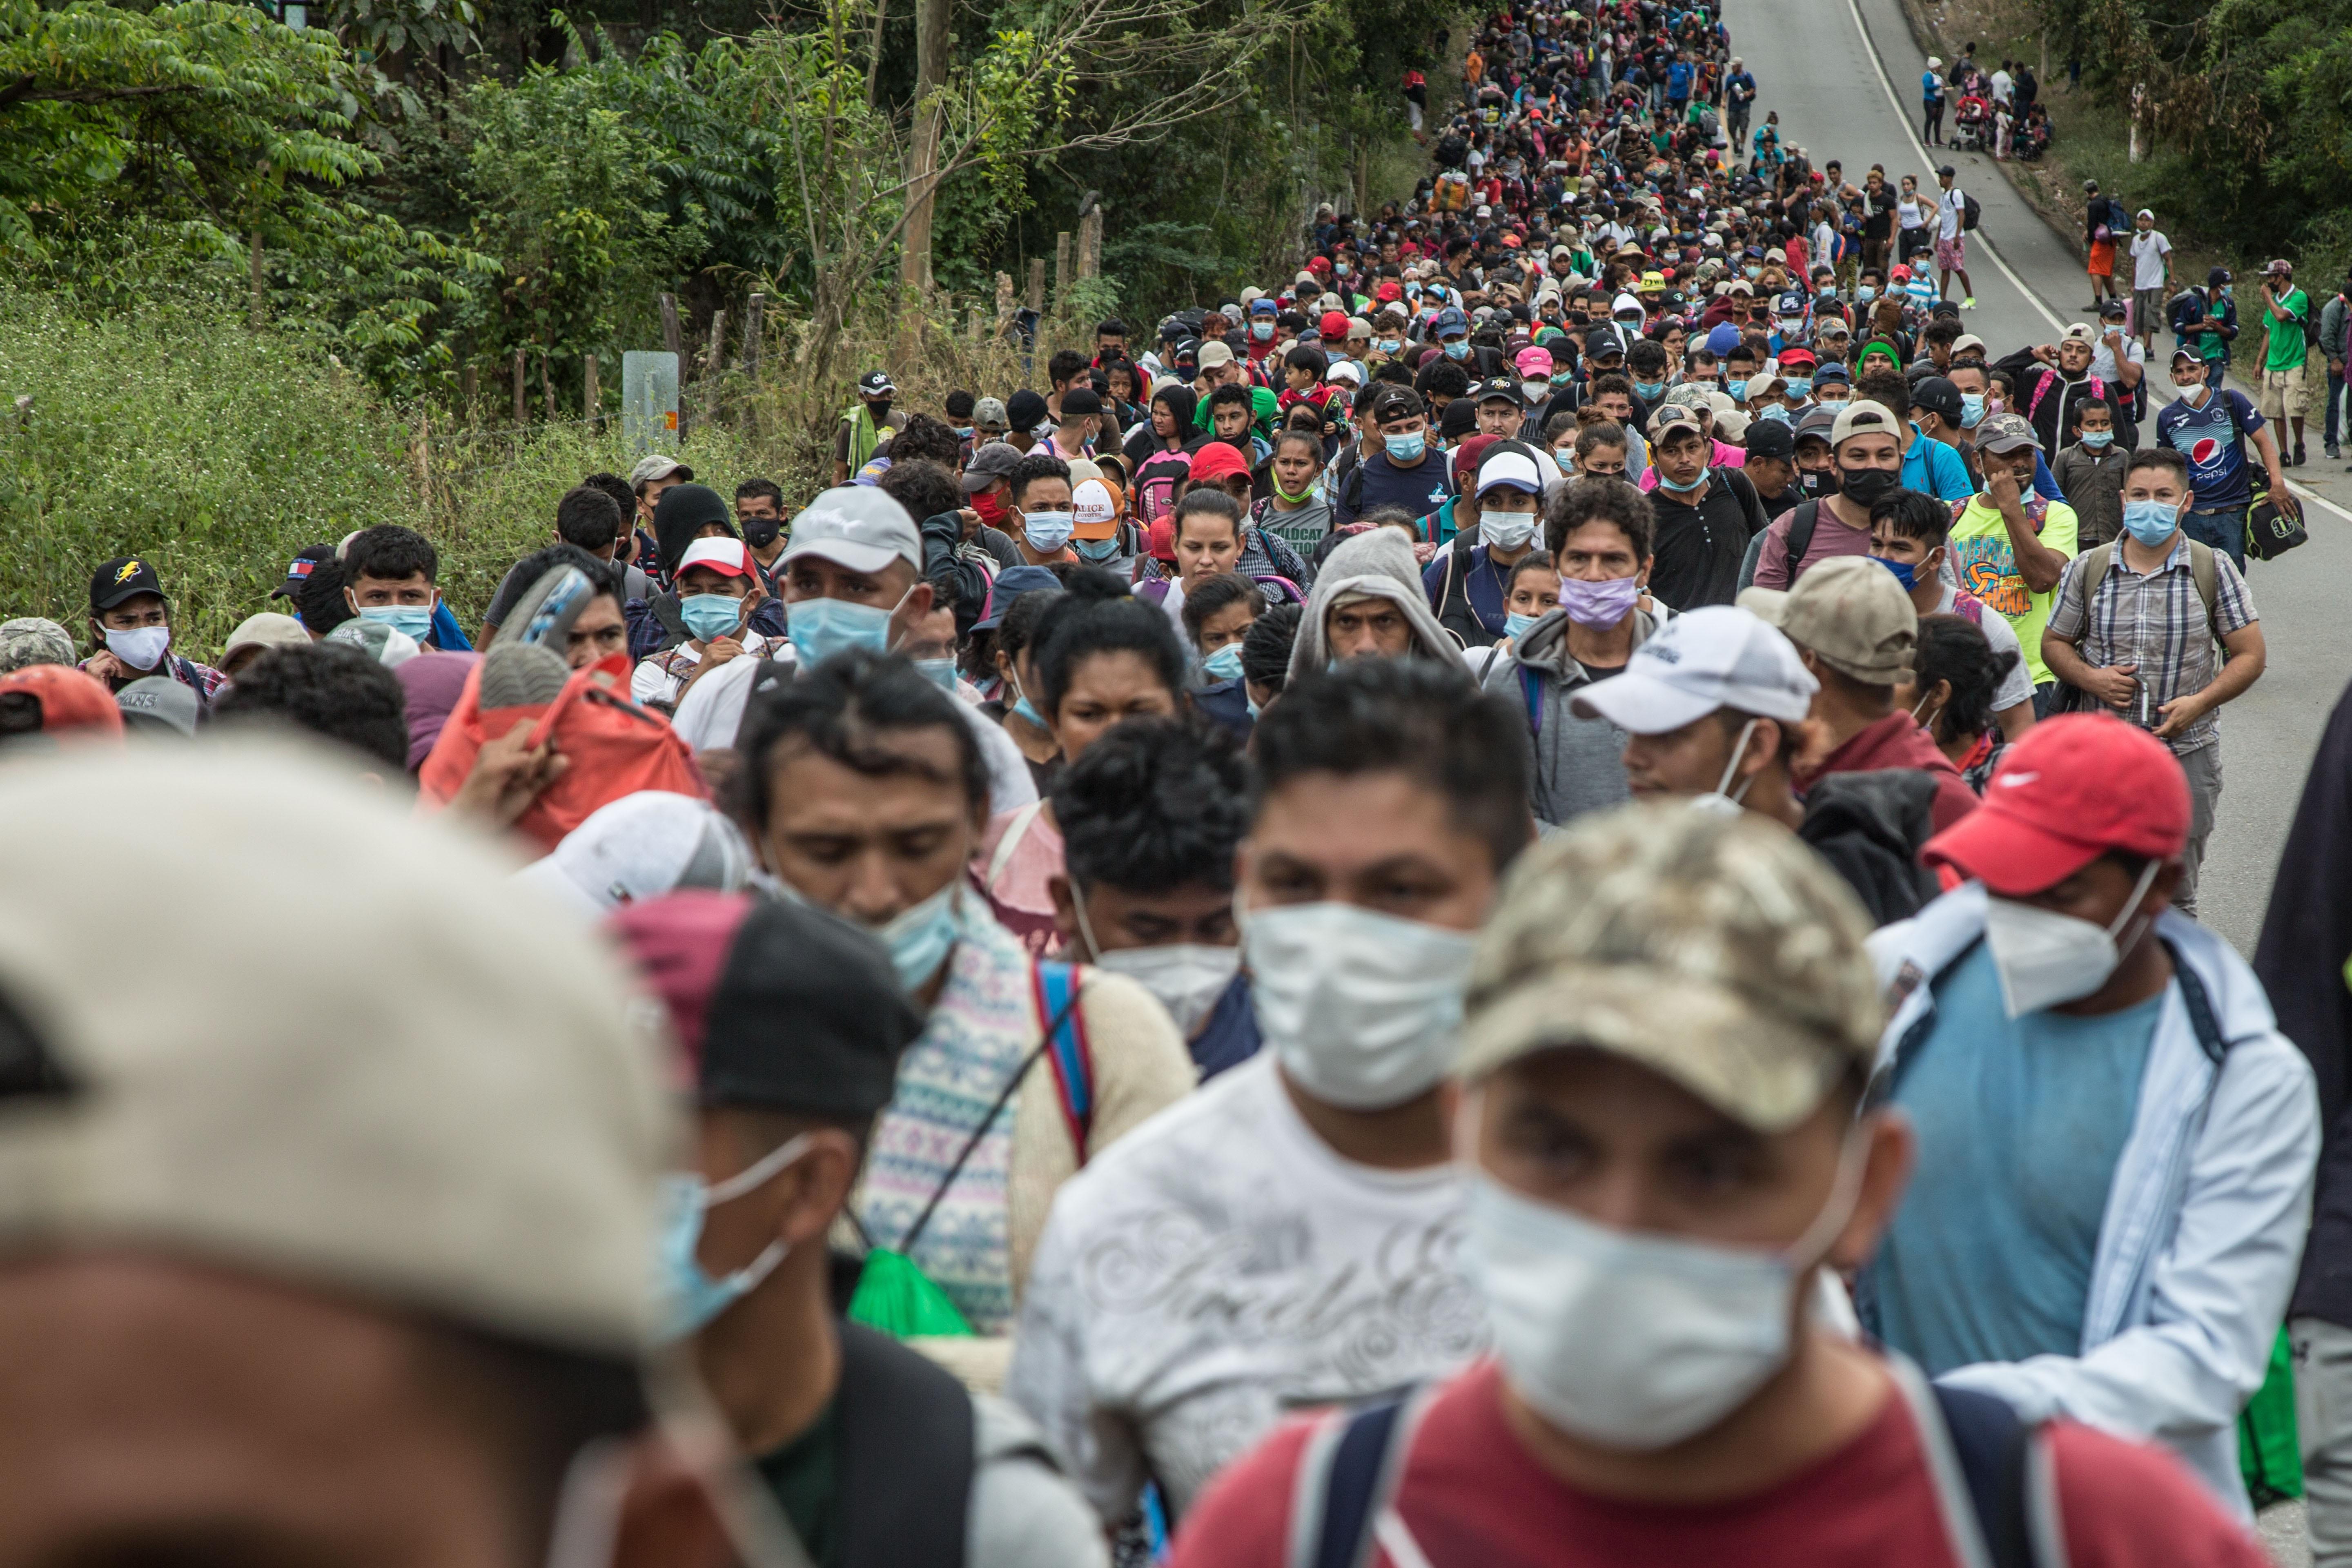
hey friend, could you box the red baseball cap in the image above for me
[1449,434,1504,492]
[0,665,123,739]
[1319,310,1350,341]
[1777,346,1818,370]
[1188,442,1251,484]
[1922,715,2190,895]
[1376,281,1405,303]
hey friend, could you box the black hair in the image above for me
[944,390,977,421]
[2069,393,2114,426]
[2126,444,2190,486]
[1096,318,1127,337]
[1030,570,1188,717]
[1206,383,1255,414]
[732,648,989,829]
[1626,339,1669,376]
[995,580,1066,675]
[1424,361,1472,400]
[734,477,785,510]
[1545,475,1655,560]
[1913,612,2016,743]
[1922,318,1963,349]
[1010,450,1073,506]
[486,544,622,631]
[1285,345,1330,379]
[344,525,439,586]
[1271,428,1323,466]
[1251,659,1533,871]
[888,412,963,467]
[1588,371,1633,401]
[1054,717,1250,893]
[1241,604,1301,693]
[1047,350,1089,388]
[555,486,626,552]
[294,556,356,636]
[1173,487,1244,541]
[209,644,410,773]
[1870,486,1951,546]
[1180,572,1262,649]
[1505,549,1557,590]
[878,459,960,529]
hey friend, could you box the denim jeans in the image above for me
[2329,365,2347,448]
[2183,505,2248,570]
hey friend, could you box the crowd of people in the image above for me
[6,1,2352,1565]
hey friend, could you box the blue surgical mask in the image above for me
[2122,498,2181,546]
[1762,405,1793,425]
[357,603,435,642]
[656,1133,812,1339]
[679,593,744,643]
[1074,535,1122,563]
[1504,610,1540,639]
[1551,370,1577,386]
[953,425,974,439]
[1202,642,1247,682]
[1657,468,1708,493]
[785,595,893,668]
[915,657,959,692]
[1816,396,1849,413]
[1443,339,1471,360]
[1023,510,1076,553]
[1726,379,1748,400]
[1857,286,1877,302]
[1376,338,1402,354]
[1959,392,1986,427]
[2080,429,2115,449]
[1634,380,1667,400]
[1252,320,1276,341]
[1387,431,1428,462]
[1871,554,1918,590]
[1783,377,1812,397]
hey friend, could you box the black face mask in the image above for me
[1799,468,1835,497]
[1838,466,1899,508]
[741,516,782,549]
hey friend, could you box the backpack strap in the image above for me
[2163,936,2239,1063]
[1888,1354,2055,1568]
[1029,960,1096,1161]
[1517,663,1545,740]
[835,1322,976,1568]
[985,800,1046,888]
[2185,539,2219,627]
[1285,1386,1441,1568]
[1784,499,1820,577]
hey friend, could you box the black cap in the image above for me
[90,556,165,614]
[1061,388,1104,418]
[652,483,737,578]
[1477,376,1524,408]
[271,543,336,600]
[1006,389,1049,430]
[612,893,920,1122]
[1911,375,1963,424]
[1743,418,1796,461]
[858,370,896,397]
[2209,266,2233,289]
[960,441,1025,493]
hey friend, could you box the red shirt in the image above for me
[1803,711,1980,832]
[1172,1360,2268,1568]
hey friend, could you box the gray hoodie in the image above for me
[1285,526,1463,684]
[1479,604,1658,827]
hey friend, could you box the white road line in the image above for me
[1842,0,2066,336]
[2289,481,2352,526]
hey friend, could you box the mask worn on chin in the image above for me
[1837,467,1899,508]
[1982,859,2163,1017]
[1689,717,1760,818]
[1463,1124,1869,1450]
[655,1132,813,1339]
[1243,900,1478,1109]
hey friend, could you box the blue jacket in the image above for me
[1862,884,2319,1519]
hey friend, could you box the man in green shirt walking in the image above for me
[2259,259,2313,466]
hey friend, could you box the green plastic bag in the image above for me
[2239,1326,2303,1506]
[846,1247,976,1339]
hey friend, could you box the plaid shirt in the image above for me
[2046,536,2257,755]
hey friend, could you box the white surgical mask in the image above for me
[1688,716,1760,817]
[105,625,171,672]
[1464,1129,1866,1450]
[1073,884,1240,1035]
[1243,900,1477,1109]
[1481,509,1538,551]
[1980,860,2161,1017]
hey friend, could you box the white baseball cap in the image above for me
[779,486,921,575]
[676,537,754,577]
[1476,448,1546,497]
[1571,606,1818,732]
[515,790,754,918]
[1071,478,1118,527]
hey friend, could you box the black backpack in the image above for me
[832,1323,976,1568]
[1960,190,1982,232]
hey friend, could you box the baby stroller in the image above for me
[1950,94,1992,153]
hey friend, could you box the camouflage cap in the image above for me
[1456,802,1885,1132]
[0,618,75,675]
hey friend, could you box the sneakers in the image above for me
[1962,297,1978,309]
[2329,443,2342,460]
[2295,442,2308,467]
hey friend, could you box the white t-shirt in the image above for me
[629,633,786,708]
[1936,187,1964,241]
[2131,230,2172,290]
[667,652,1038,815]
[2088,332,2146,396]
[1006,1054,1483,1523]
[1898,194,1928,231]
[1989,69,2013,104]
[1937,583,2036,714]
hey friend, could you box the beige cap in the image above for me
[222,612,312,665]
[1456,803,1884,1131]
[1197,340,1236,370]
[1753,554,1916,684]
[1829,399,1905,451]
[0,740,675,1356]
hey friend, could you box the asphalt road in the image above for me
[1725,0,2352,963]
[1723,3,2346,1558]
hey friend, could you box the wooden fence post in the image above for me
[584,353,599,430]
[744,294,766,376]
[512,347,527,423]
[1026,258,1045,313]
[540,349,555,421]
[1078,209,1102,280]
[705,311,727,377]
[1054,232,1072,307]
